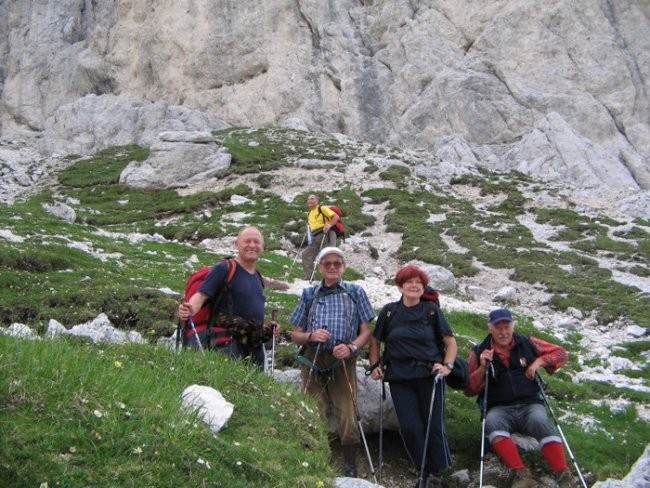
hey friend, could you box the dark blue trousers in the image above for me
[389,376,452,475]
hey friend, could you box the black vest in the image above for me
[474,333,542,408]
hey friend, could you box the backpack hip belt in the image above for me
[295,345,344,376]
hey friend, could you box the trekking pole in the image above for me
[418,373,442,488]
[175,320,182,352]
[308,234,328,283]
[535,374,589,488]
[479,361,494,488]
[285,232,307,280]
[303,327,326,394]
[341,357,378,484]
[378,378,385,484]
[270,309,278,378]
[187,317,205,354]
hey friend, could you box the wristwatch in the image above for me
[445,362,454,370]
[348,343,359,356]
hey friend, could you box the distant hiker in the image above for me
[301,194,339,280]
[178,226,281,368]
[464,308,575,488]
[368,264,458,488]
[291,247,375,478]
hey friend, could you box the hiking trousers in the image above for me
[389,376,452,475]
[302,230,337,280]
[300,352,360,446]
[213,339,265,369]
[486,402,562,446]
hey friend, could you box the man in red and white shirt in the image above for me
[465,308,576,488]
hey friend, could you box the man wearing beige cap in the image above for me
[290,247,375,478]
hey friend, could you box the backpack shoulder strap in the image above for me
[224,258,237,284]
[208,258,238,328]
[341,282,358,303]
[425,300,446,352]
[302,284,322,315]
[379,301,400,339]
[317,205,331,223]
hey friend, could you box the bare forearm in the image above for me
[442,336,458,365]
[368,337,381,366]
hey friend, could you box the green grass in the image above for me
[216,127,355,174]
[0,336,334,488]
[361,181,650,327]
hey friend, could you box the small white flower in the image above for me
[132,446,143,455]
[302,461,309,468]
[93,410,103,418]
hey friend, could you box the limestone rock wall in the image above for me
[0,0,648,192]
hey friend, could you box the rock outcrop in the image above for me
[0,0,648,194]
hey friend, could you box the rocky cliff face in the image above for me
[0,0,649,196]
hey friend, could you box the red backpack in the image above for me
[319,205,345,238]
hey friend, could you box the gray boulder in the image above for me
[119,131,231,189]
[273,367,399,434]
[40,94,228,156]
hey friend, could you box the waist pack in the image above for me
[214,312,274,349]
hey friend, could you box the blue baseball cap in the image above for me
[488,308,514,325]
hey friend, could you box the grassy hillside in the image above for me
[1,131,649,486]
[0,336,333,487]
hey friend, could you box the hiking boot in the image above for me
[342,444,357,478]
[425,472,443,488]
[510,468,537,488]
[555,470,577,488]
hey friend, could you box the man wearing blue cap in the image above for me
[465,309,576,488]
